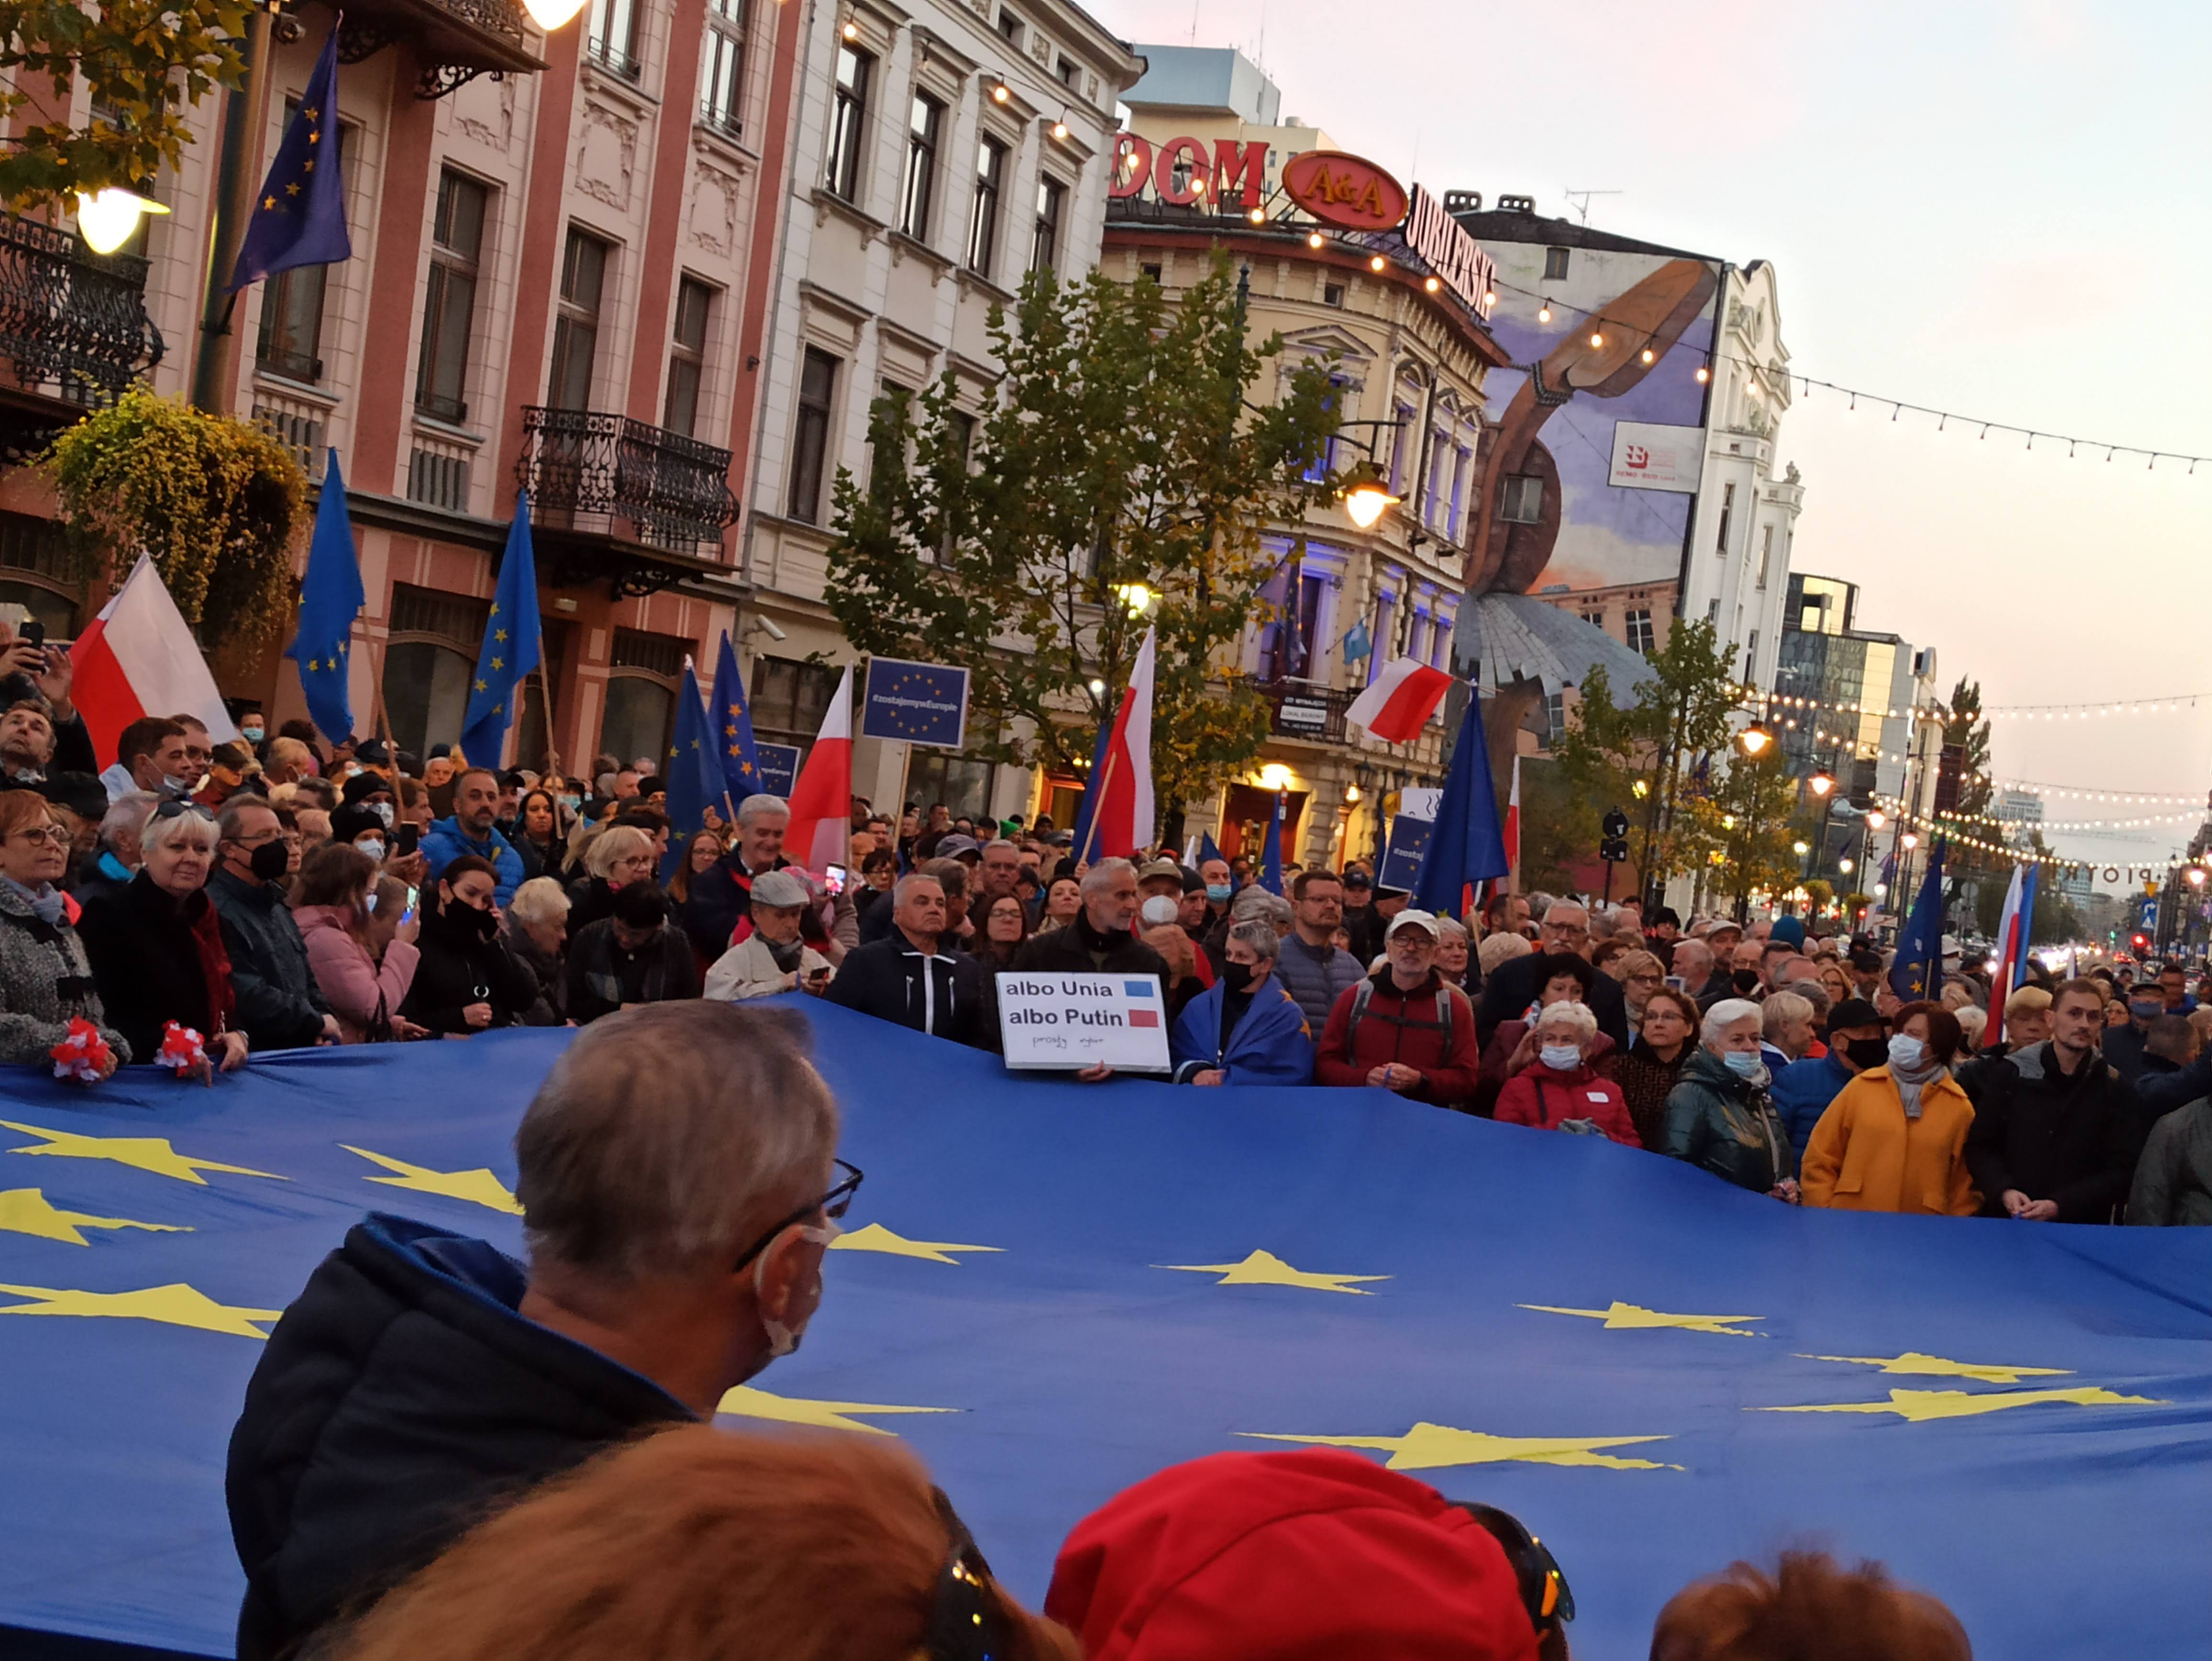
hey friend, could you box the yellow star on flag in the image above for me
[0,1188,191,1247]
[1757,1386,2162,1424]
[1243,1421,1681,1472]
[489,656,503,671]
[495,628,508,642]
[1798,1351,2074,1385]
[263,195,277,210]
[3,1120,288,1186]
[285,182,300,196]
[1158,1248,1388,1295]
[715,1384,959,1436]
[474,679,488,693]
[0,1281,283,1339]
[1518,1300,1763,1336]
[829,1223,1003,1265]
[341,1146,522,1215]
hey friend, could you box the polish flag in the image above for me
[1079,628,1156,860]
[1346,657,1453,744]
[1503,753,1522,875]
[1986,864,2039,1048]
[782,664,853,876]
[70,554,239,765]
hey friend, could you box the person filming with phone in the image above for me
[704,869,834,1001]
[0,613,98,783]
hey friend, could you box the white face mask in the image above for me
[1539,1043,1583,1071]
[356,838,386,864]
[370,800,395,828]
[755,1218,841,1358]
[1888,1034,1927,1071]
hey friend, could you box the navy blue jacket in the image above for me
[227,1215,690,1661]
[1770,1052,1854,1157]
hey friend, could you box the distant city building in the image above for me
[1775,573,1915,807]
[1996,789,2045,849]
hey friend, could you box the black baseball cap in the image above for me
[1342,870,1372,890]
[1827,997,1885,1031]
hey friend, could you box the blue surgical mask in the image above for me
[1887,1034,1927,1070]
[355,837,386,864]
[241,725,264,744]
[1206,883,1232,903]
[1539,1043,1582,1072]
[1722,1050,1763,1078]
[560,794,582,814]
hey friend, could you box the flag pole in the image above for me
[533,645,563,777]
[1077,749,1118,867]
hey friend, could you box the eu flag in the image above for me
[226,26,351,292]
[1258,792,1286,895]
[282,449,363,745]
[660,659,722,880]
[1890,837,1948,1000]
[457,494,542,769]
[711,631,761,804]
[1411,687,1509,918]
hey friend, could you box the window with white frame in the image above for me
[700,0,745,135]
[1625,608,1655,654]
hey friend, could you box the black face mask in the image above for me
[1221,960,1256,994]
[248,839,290,882]
[453,900,497,937]
[1845,1037,1889,1072]
[1731,968,1761,994]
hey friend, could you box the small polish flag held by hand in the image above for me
[1346,658,1454,744]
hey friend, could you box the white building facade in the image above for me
[737,0,1142,808]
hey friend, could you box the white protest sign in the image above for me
[996,971,1173,1073]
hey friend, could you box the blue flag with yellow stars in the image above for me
[1257,790,1286,894]
[660,658,721,880]
[0,1007,2206,1659]
[1890,836,1948,1000]
[457,494,542,769]
[281,450,364,745]
[711,631,761,803]
[226,25,351,292]
[860,657,970,750]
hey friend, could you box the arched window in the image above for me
[383,584,491,760]
[601,627,685,770]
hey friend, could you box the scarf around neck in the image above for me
[1889,1051,1947,1118]
[3,875,63,925]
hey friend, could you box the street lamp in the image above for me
[75,187,170,255]
[1807,770,1835,799]
[523,0,592,24]
[1867,808,1887,830]
[1838,856,1854,875]
[1339,462,1399,530]
[1737,720,1772,757]
[1901,830,1919,851]
[1793,840,1810,855]
[1112,581,1157,616]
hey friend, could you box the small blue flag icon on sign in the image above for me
[1125,981,1154,998]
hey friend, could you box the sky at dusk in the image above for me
[1096,0,2212,873]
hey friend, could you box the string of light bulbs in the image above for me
[1881,813,2200,875]
[1473,270,2212,475]
[1993,779,2208,808]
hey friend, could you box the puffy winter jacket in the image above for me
[294,904,419,1043]
[419,816,526,907]
[1495,1061,1641,1146]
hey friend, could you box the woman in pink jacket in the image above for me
[293,842,423,1043]
[1493,999,1641,1146]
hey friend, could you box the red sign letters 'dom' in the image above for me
[1280,149,1409,231]
[1110,133,1269,209]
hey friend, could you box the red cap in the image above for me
[1045,1449,1543,1661]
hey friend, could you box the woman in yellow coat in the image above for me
[1802,1001,1980,1216]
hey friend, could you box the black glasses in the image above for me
[731,1158,863,1271]
[151,799,215,823]
[1453,1501,1574,1630]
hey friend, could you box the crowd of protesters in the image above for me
[227,1001,1976,1661]
[0,614,2196,1222]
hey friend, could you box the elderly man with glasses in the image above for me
[1476,899,1633,1053]
[208,794,339,1051]
[227,1003,856,1661]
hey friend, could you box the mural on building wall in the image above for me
[1464,246,1720,599]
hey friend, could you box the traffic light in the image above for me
[1599,807,1629,864]
[2132,932,2152,956]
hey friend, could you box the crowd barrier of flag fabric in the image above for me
[0,1006,2207,1660]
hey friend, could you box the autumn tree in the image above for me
[825,252,1339,819]
[1937,676,1998,912]
[1547,617,1742,891]
[1686,747,1807,921]
[0,0,248,209]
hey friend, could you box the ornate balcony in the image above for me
[0,211,163,451]
[515,405,740,596]
[337,0,546,99]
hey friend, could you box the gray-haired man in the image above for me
[227,1003,850,1661]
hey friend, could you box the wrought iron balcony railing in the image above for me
[0,212,163,408]
[516,406,739,555]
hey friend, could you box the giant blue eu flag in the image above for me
[281,450,363,745]
[0,1009,2205,1661]
[458,495,542,768]
[226,26,351,292]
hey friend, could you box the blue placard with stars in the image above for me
[860,657,970,751]
[1376,812,1432,891]
[754,742,800,798]
[0,1007,2206,1660]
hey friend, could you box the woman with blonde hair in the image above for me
[332,1426,1077,1661]
[566,823,656,933]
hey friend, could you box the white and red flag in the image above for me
[1073,628,1156,860]
[70,555,239,764]
[782,664,853,875]
[1346,657,1452,744]
[1503,753,1522,875]
[1986,864,2040,1048]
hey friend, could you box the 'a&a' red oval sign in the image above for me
[1281,150,1409,232]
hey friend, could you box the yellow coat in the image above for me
[1800,1067,1980,1216]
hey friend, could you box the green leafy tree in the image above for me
[0,0,249,209]
[826,253,1338,819]
[1548,617,1742,890]
[46,387,306,644]
[1683,748,1804,921]
[1937,676,1998,910]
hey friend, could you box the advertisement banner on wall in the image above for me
[1608,421,1704,492]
